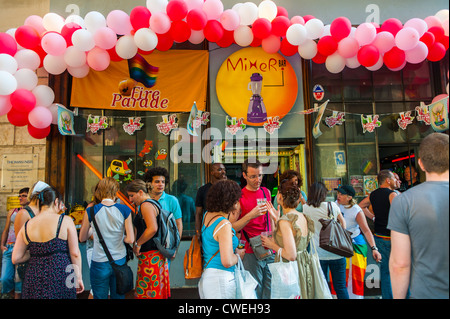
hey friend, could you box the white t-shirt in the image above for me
[303,201,344,260]
[336,201,362,239]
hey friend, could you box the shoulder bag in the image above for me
[318,202,354,258]
[92,215,134,295]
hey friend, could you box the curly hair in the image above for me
[143,167,169,183]
[206,180,242,213]
[278,179,300,209]
[279,170,303,187]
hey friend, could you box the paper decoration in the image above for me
[155,149,168,160]
[313,84,325,101]
[397,111,415,130]
[187,102,199,136]
[86,114,108,134]
[313,100,329,138]
[157,114,178,135]
[123,117,144,135]
[128,53,159,88]
[225,117,246,135]
[106,158,133,183]
[197,111,210,126]
[364,175,378,195]
[430,97,449,132]
[139,140,153,158]
[325,111,345,128]
[58,105,76,136]
[264,116,283,134]
[361,114,381,133]
[415,103,431,125]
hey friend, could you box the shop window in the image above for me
[403,61,433,101]
[372,65,403,100]
[342,67,372,101]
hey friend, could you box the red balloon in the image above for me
[28,124,51,139]
[61,23,82,46]
[427,42,446,62]
[170,20,191,43]
[317,35,338,56]
[277,6,289,18]
[0,32,18,56]
[167,0,188,22]
[357,45,380,67]
[186,9,208,31]
[303,15,315,23]
[107,47,123,62]
[383,46,406,69]
[250,36,262,47]
[428,26,445,43]
[7,109,29,127]
[312,52,327,64]
[216,30,234,48]
[420,32,435,48]
[380,18,403,36]
[15,25,41,49]
[252,18,272,39]
[130,6,151,30]
[439,35,449,51]
[156,32,174,51]
[280,37,298,56]
[271,16,291,37]
[204,20,224,43]
[330,17,352,41]
[10,89,36,114]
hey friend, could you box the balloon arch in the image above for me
[0,0,449,139]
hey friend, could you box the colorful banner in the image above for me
[312,100,329,139]
[71,50,209,113]
[57,105,76,136]
[429,97,449,133]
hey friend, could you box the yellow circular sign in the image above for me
[216,47,298,126]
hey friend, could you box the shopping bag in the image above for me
[235,256,258,299]
[268,249,300,299]
[310,239,332,299]
[184,235,203,279]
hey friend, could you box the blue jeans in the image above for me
[320,258,349,299]
[243,253,275,299]
[90,257,127,299]
[374,236,393,299]
[1,244,20,294]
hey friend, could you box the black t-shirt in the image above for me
[370,188,395,237]
[195,183,212,214]
[133,201,158,253]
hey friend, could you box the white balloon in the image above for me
[305,18,324,40]
[84,11,107,34]
[147,0,168,14]
[14,49,41,71]
[345,56,361,69]
[322,24,331,37]
[64,46,87,68]
[186,0,204,11]
[134,28,158,52]
[43,54,67,75]
[72,29,95,52]
[326,53,346,74]
[286,24,308,46]
[32,85,55,107]
[366,56,384,71]
[435,9,449,22]
[298,39,317,59]
[65,15,85,28]
[42,12,65,32]
[14,68,38,90]
[0,53,18,74]
[258,0,277,22]
[0,70,18,95]
[238,2,259,26]
[115,35,138,60]
[68,64,90,78]
[48,103,62,125]
[189,30,205,45]
[404,18,428,37]
[234,25,254,47]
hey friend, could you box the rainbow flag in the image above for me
[128,54,159,88]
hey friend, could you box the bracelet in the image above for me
[371,246,378,251]
[135,243,141,248]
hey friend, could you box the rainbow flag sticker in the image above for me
[128,54,159,88]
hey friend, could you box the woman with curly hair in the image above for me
[198,180,246,299]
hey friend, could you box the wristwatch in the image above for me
[371,246,378,251]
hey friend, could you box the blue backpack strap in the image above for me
[24,206,35,219]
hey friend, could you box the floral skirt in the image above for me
[135,250,170,299]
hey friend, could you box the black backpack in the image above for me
[142,199,180,259]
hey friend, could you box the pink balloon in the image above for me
[28,105,52,129]
[87,47,110,71]
[404,18,428,37]
[0,32,18,56]
[150,12,171,34]
[381,18,403,36]
[355,23,377,46]
[395,27,420,51]
[372,31,395,53]
[291,16,305,25]
[357,45,380,67]
[330,17,352,41]
[262,35,281,54]
[0,95,12,116]
[186,9,208,31]
[106,10,133,35]
[167,0,188,22]
[130,6,151,30]
[432,94,449,103]
[337,37,359,58]
[41,32,67,56]
[220,9,240,31]
[424,16,443,29]
[94,27,117,50]
[24,15,46,36]
[405,41,428,64]
[203,0,224,21]
[10,89,36,113]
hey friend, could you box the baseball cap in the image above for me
[336,185,356,197]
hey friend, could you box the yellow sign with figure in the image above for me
[216,47,298,127]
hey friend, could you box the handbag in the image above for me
[184,234,203,279]
[309,237,332,299]
[235,255,258,299]
[268,249,300,299]
[92,215,134,295]
[318,202,354,258]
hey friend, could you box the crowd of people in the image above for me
[0,133,448,300]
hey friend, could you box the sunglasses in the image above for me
[18,195,28,198]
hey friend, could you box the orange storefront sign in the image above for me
[71,50,209,113]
